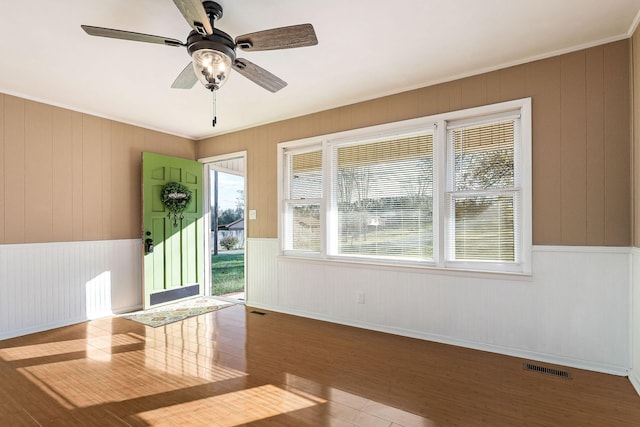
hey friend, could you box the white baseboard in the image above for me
[630,370,640,395]
[112,304,143,315]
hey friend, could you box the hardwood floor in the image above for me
[1,304,639,426]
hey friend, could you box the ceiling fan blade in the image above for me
[172,0,213,36]
[233,58,287,93]
[235,24,318,51]
[81,25,185,47]
[171,62,198,89]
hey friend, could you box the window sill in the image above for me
[276,253,533,281]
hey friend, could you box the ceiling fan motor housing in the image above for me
[186,29,235,59]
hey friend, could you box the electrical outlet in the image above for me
[356,292,365,304]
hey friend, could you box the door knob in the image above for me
[145,238,154,253]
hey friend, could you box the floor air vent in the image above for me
[523,362,572,379]
[250,311,266,315]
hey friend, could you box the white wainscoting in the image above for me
[0,239,141,340]
[630,248,640,394]
[247,238,631,376]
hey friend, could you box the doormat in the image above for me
[121,297,235,327]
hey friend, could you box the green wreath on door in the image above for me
[161,182,193,227]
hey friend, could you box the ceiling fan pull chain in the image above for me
[212,89,217,127]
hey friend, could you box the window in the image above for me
[283,148,323,252]
[446,114,521,267]
[279,99,531,274]
[330,132,434,261]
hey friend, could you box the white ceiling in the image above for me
[1,1,639,140]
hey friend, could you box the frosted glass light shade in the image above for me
[191,48,232,91]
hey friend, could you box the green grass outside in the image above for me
[211,251,245,296]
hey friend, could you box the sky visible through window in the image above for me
[211,171,244,211]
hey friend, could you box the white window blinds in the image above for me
[331,132,434,261]
[446,117,520,263]
[284,149,322,252]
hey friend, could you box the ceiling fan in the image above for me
[81,0,318,126]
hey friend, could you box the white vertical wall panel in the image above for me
[3,237,630,377]
[0,239,141,340]
[246,238,279,307]
[630,249,640,395]
[248,238,631,375]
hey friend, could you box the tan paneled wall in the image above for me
[0,40,631,246]
[197,40,631,246]
[0,94,196,244]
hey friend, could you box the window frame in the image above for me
[443,110,525,273]
[278,98,532,275]
[281,144,325,256]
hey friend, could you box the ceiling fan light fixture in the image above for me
[191,48,232,91]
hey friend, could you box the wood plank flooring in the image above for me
[1,304,639,426]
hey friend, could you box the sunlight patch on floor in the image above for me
[14,348,247,409]
[0,333,143,361]
[285,372,436,427]
[135,384,324,426]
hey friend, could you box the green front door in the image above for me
[142,152,204,309]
